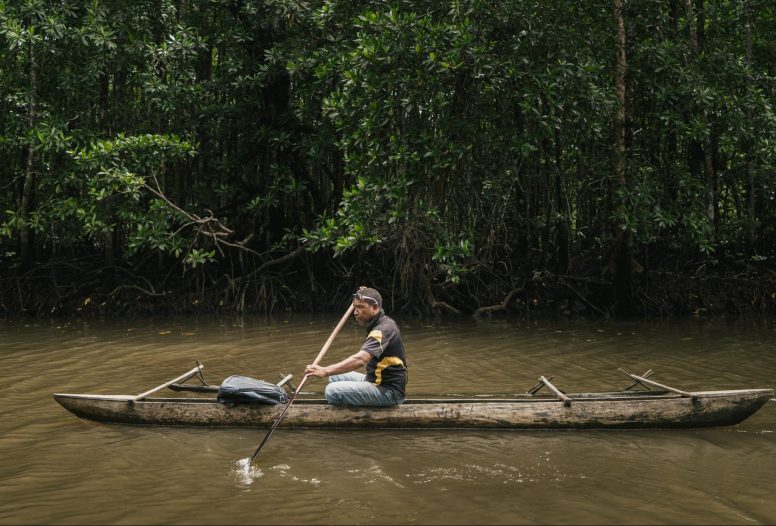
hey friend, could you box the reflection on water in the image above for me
[0,315,775,524]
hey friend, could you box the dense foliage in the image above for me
[1,0,775,318]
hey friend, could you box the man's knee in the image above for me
[324,383,347,405]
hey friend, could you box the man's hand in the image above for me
[305,351,371,379]
[304,364,329,378]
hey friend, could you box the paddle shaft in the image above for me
[249,303,355,463]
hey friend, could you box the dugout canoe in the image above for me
[53,365,773,430]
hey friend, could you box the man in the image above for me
[304,287,407,406]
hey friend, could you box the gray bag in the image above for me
[217,375,289,405]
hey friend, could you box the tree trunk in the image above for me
[613,1,627,192]
[744,1,756,250]
[554,129,570,274]
[703,134,715,238]
[683,0,699,57]
[684,0,715,237]
[19,39,38,270]
[611,0,635,317]
[98,71,116,268]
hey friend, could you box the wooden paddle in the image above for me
[248,303,356,463]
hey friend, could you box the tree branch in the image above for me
[472,285,525,318]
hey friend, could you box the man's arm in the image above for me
[305,350,372,378]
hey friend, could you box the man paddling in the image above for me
[304,287,407,406]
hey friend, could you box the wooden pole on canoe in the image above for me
[248,303,356,464]
[132,364,204,402]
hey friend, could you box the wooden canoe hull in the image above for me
[53,389,773,430]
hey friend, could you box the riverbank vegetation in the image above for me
[1,0,775,319]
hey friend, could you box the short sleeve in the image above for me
[360,329,385,358]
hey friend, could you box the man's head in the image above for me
[352,286,382,326]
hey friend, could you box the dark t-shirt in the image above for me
[361,312,408,398]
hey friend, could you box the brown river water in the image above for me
[1,314,775,525]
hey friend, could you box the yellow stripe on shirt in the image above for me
[374,356,405,386]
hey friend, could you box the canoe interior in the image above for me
[55,389,691,404]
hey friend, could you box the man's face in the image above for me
[353,300,379,326]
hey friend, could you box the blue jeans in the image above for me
[325,372,403,407]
